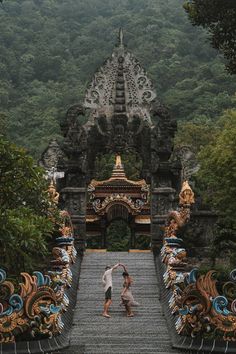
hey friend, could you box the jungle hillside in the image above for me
[0,0,235,157]
[1,0,236,268]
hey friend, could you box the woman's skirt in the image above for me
[121,290,139,307]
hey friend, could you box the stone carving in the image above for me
[39,139,65,172]
[0,207,76,344]
[179,180,195,206]
[48,29,181,244]
[172,145,199,182]
[161,181,236,342]
[91,193,144,216]
[84,29,156,125]
[56,29,178,177]
[47,179,60,205]
[84,58,118,111]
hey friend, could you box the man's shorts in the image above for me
[105,286,112,301]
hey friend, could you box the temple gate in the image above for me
[54,29,181,251]
[86,155,150,248]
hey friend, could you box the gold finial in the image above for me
[111,154,126,179]
[47,179,59,204]
[179,180,195,206]
[115,155,122,167]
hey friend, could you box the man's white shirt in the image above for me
[102,269,113,292]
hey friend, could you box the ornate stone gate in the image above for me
[86,155,150,248]
[56,29,181,250]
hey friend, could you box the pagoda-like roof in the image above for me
[88,155,148,190]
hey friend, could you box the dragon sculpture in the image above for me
[161,180,236,341]
[0,181,77,343]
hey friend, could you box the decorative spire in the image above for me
[83,29,156,124]
[115,155,122,167]
[111,155,126,179]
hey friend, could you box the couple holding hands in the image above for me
[102,263,139,318]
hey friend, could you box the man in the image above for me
[102,263,122,318]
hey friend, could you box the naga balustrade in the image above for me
[161,181,236,342]
[0,182,77,344]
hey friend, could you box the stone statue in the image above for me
[179,180,195,206]
[47,180,60,204]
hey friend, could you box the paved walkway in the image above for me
[66,251,183,354]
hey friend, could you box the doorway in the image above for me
[106,220,130,251]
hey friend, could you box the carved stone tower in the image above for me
[57,29,181,251]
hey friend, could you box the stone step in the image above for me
[72,336,172,342]
[73,330,170,335]
[85,351,182,354]
[84,347,184,354]
[84,346,179,352]
[74,308,163,313]
[68,251,183,354]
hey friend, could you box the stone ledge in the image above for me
[129,249,151,253]
[86,249,107,253]
[60,187,87,193]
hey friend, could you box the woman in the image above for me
[121,269,139,317]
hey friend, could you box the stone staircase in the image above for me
[63,251,184,354]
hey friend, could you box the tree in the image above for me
[174,117,217,153]
[106,220,130,251]
[196,109,236,222]
[184,0,236,74]
[0,112,7,135]
[0,137,57,274]
[196,109,236,265]
[0,0,235,157]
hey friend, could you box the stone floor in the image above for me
[63,251,184,354]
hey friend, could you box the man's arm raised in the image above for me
[111,263,121,271]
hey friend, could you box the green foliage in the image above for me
[0,137,56,274]
[106,223,151,251]
[0,0,235,157]
[196,110,236,224]
[0,112,7,135]
[184,0,236,74]
[195,110,236,264]
[0,138,48,211]
[176,109,236,265]
[135,235,151,250]
[209,223,236,268]
[106,220,130,252]
[94,154,117,180]
[175,116,218,153]
[0,207,53,274]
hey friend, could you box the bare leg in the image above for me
[124,303,129,315]
[124,302,133,317]
[103,299,112,317]
[126,302,134,317]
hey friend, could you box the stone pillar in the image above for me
[60,187,87,251]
